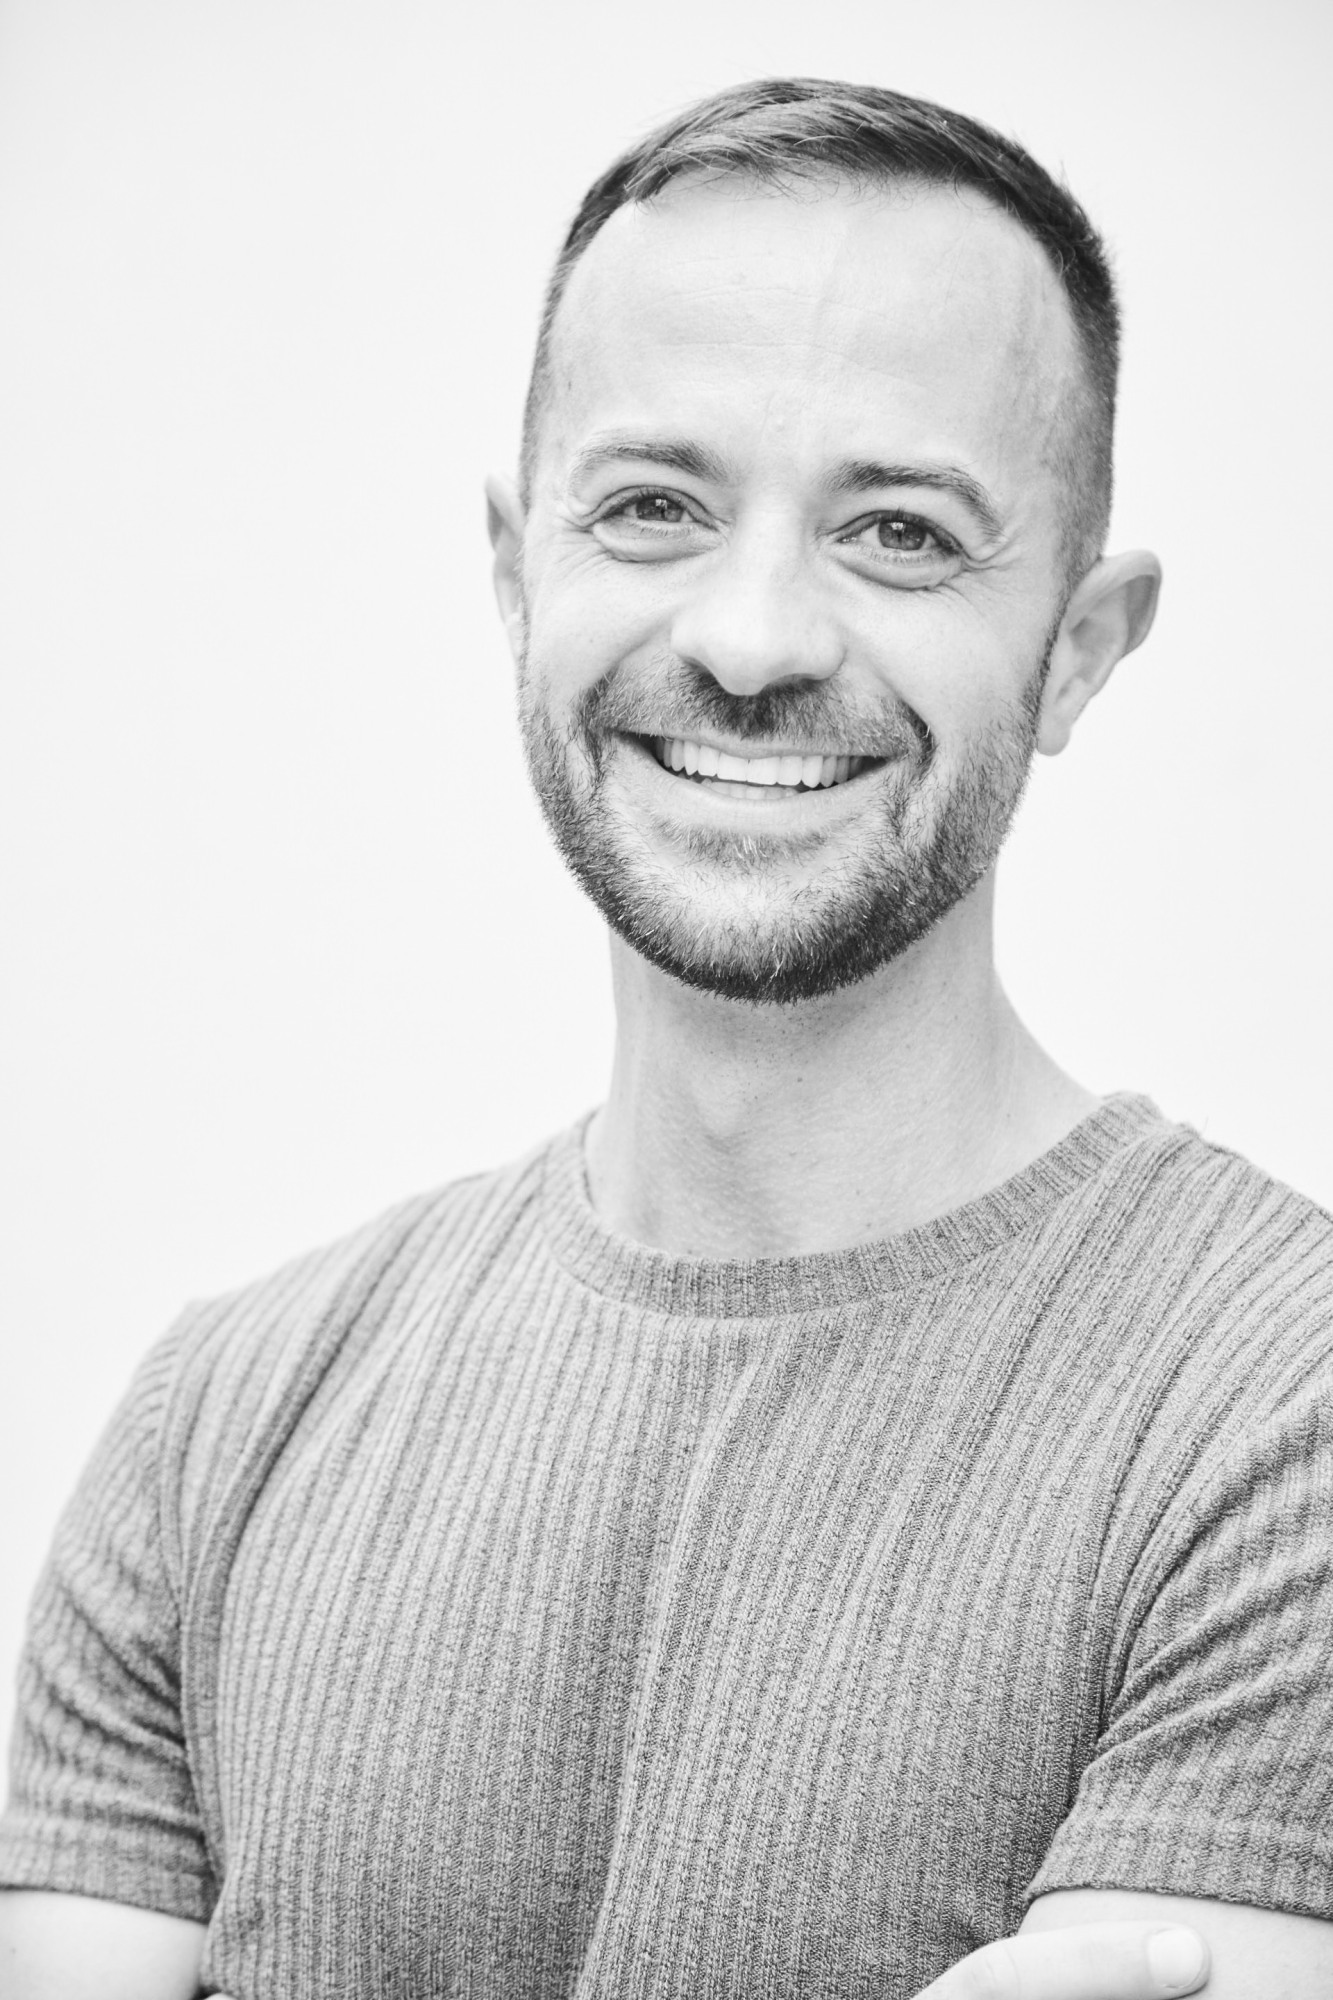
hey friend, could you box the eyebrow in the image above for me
[825,460,1004,541]
[568,434,1004,541]
[568,434,731,486]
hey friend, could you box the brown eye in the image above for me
[877,515,930,552]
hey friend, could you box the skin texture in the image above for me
[512,180,1081,1011]
[0,1892,206,1997]
[1019,1891,1333,2000]
[488,176,1160,1259]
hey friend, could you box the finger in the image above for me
[914,1921,1210,2000]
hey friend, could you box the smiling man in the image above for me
[4,78,1333,2000]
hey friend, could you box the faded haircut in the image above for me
[520,77,1120,587]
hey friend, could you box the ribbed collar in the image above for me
[538,1093,1169,1317]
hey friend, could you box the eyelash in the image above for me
[595,488,960,564]
[839,510,960,563]
[595,489,700,535]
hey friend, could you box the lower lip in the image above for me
[616,735,885,820]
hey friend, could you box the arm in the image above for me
[974,1390,1333,2000]
[0,1890,207,2000]
[0,1335,217,1954]
[911,1915,1210,1998]
[909,1893,1333,1999]
[1022,1890,1333,2000]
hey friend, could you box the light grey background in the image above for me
[2,0,1330,1766]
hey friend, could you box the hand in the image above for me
[205,1920,1206,2000]
[913,1920,1209,1999]
[207,1924,1205,2000]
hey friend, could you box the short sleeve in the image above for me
[0,1331,216,1921]
[1029,1388,1333,1917]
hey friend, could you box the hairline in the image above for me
[521,156,1112,587]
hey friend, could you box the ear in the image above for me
[1038,550,1162,756]
[484,473,527,665]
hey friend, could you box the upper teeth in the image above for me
[658,739,864,788]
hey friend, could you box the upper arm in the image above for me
[1026,1390,1333,1933]
[0,1890,207,2000]
[0,1332,215,1922]
[1022,1888,1333,2000]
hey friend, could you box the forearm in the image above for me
[0,1889,207,2000]
[1021,1889,1333,2000]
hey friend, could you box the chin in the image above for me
[575,848,964,1006]
[521,679,1038,1006]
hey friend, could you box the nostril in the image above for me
[670,619,846,696]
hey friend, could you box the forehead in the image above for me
[542,176,1079,489]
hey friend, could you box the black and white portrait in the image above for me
[2,5,1331,1996]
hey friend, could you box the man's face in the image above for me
[508,176,1082,1004]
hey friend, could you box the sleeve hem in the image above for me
[0,1824,215,1925]
[1027,1812,1333,1923]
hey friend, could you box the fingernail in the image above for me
[1147,1927,1207,1993]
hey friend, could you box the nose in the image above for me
[668,524,845,697]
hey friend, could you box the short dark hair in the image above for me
[520,77,1120,584]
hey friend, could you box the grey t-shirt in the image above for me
[3,1095,1333,1998]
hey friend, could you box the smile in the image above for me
[651,736,876,791]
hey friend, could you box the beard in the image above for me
[518,643,1047,1007]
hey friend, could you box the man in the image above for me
[2,75,1331,2000]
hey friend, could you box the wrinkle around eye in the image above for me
[589,496,719,558]
[831,525,966,591]
[836,514,959,562]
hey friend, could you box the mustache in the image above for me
[569,655,934,764]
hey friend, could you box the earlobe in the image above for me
[484,473,527,660]
[1038,549,1162,756]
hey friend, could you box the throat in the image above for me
[587,929,1096,1260]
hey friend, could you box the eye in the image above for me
[620,492,688,526]
[876,515,932,553]
[838,509,960,572]
[599,489,693,529]
[590,486,712,559]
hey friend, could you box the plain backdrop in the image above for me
[1,0,1330,1766]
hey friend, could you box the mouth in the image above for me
[646,734,883,794]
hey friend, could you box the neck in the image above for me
[584,878,1097,1258]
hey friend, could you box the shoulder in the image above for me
[136,1132,565,1541]
[1097,1101,1333,1257]
[1062,1106,1333,1561]
[1078,1103,1333,1368]
[1017,1100,1333,1520]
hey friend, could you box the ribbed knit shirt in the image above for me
[4,1095,1333,1999]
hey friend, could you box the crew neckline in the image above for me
[538,1093,1170,1317]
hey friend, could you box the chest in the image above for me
[195,1305,1125,1998]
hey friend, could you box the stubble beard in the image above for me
[518,642,1048,1007]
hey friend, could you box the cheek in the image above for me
[521,592,612,708]
[522,546,671,701]
[852,603,1012,747]
[861,573,1057,743]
